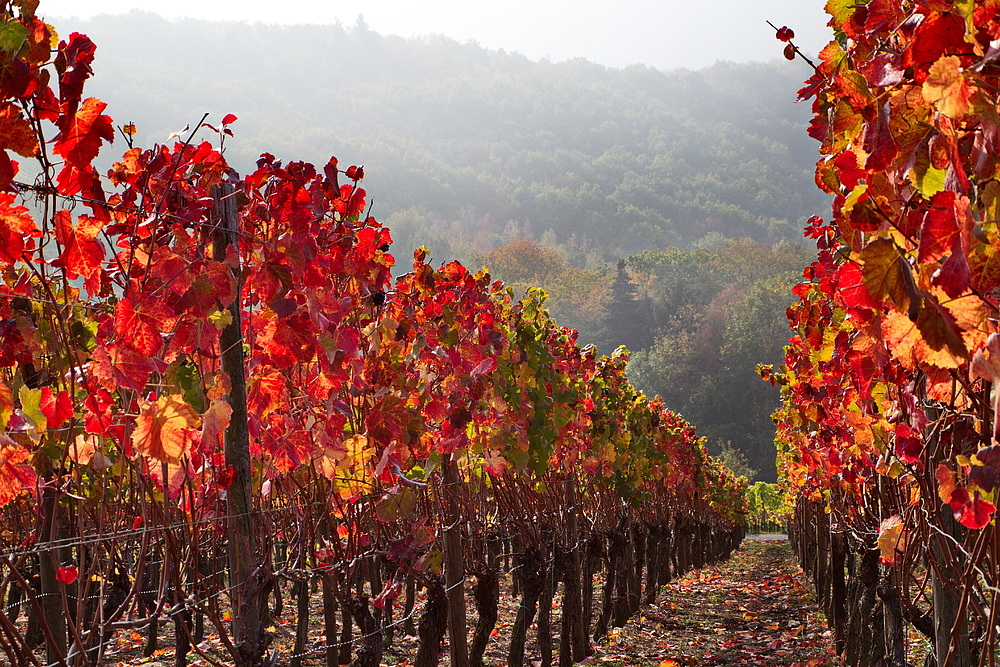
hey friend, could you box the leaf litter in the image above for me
[83,538,839,666]
[566,538,840,667]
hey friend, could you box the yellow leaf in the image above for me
[17,386,44,435]
[131,394,200,464]
[923,55,973,119]
[207,306,233,330]
[344,433,373,468]
[877,515,906,565]
[265,625,277,633]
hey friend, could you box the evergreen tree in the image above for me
[593,260,653,354]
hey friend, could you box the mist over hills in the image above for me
[69,11,826,264]
[55,12,829,480]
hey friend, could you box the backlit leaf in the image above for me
[0,434,36,507]
[131,394,199,464]
[39,387,73,429]
[877,515,905,565]
[0,193,40,265]
[0,103,38,157]
[52,211,105,296]
[53,97,114,169]
[860,238,911,308]
[923,56,973,118]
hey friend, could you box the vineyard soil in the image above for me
[65,539,850,667]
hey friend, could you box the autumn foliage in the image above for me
[0,3,746,665]
[768,2,1000,662]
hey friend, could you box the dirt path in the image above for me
[95,537,838,666]
[580,538,840,667]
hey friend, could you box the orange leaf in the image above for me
[0,435,36,507]
[0,103,39,157]
[877,515,906,565]
[923,55,973,119]
[0,193,40,265]
[199,399,232,456]
[0,381,12,429]
[131,394,199,464]
[883,303,967,370]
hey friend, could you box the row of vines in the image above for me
[767,1,1000,666]
[0,3,747,666]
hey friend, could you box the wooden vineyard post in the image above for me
[931,509,971,667]
[212,183,266,666]
[441,452,470,667]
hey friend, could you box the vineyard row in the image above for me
[0,4,748,666]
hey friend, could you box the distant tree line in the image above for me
[479,238,810,482]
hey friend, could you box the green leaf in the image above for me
[859,239,912,309]
[165,362,206,414]
[374,486,417,523]
[824,0,856,27]
[913,163,947,199]
[0,20,27,55]
[415,549,443,576]
[207,307,233,330]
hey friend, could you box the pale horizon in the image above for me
[37,0,831,72]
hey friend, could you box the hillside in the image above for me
[45,12,827,480]
[63,11,826,264]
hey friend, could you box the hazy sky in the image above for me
[38,0,832,71]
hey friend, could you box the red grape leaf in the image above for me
[199,399,232,456]
[114,297,170,356]
[52,210,105,296]
[902,12,973,73]
[971,333,1000,440]
[90,343,163,392]
[969,446,1000,492]
[953,488,996,529]
[39,387,73,429]
[883,299,967,370]
[893,422,922,465]
[918,192,962,263]
[53,97,114,169]
[83,388,113,435]
[937,463,996,529]
[56,565,77,585]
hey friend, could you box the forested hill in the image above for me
[65,11,826,263]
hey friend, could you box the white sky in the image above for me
[37,0,832,71]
